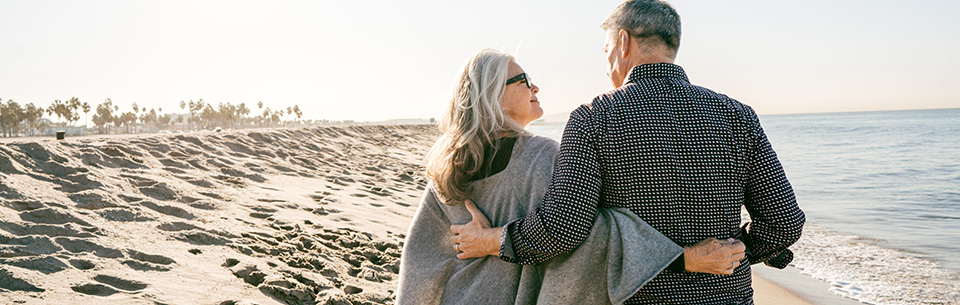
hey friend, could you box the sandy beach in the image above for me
[0,125,852,304]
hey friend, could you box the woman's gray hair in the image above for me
[426,49,528,203]
[601,0,681,51]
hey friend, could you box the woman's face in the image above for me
[501,61,542,127]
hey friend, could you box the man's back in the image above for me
[502,63,805,304]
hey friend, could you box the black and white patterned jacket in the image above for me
[500,63,805,304]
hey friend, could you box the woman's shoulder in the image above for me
[513,135,559,166]
[519,135,559,153]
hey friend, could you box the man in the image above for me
[452,0,805,304]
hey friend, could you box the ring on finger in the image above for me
[455,244,460,252]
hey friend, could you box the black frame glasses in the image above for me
[506,73,532,89]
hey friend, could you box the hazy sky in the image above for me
[1,0,958,122]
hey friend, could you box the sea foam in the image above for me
[789,226,960,305]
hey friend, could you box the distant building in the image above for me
[42,125,88,136]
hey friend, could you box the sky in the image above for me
[1,0,958,123]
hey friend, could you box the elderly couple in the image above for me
[396,0,805,304]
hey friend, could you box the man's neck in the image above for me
[633,54,675,66]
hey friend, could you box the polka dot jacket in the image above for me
[499,63,805,304]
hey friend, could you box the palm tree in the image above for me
[47,100,65,126]
[0,99,23,137]
[24,103,43,136]
[92,99,114,134]
[286,106,293,123]
[180,100,187,130]
[82,102,91,130]
[132,103,140,133]
[262,108,271,127]
[113,105,122,134]
[66,97,81,127]
[293,105,303,123]
[237,103,250,128]
[188,99,204,130]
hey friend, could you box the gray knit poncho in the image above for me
[397,136,682,305]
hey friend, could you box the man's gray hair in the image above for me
[601,0,681,51]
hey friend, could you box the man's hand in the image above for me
[683,238,747,275]
[450,200,502,260]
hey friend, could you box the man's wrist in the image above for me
[667,248,686,272]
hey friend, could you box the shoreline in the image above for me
[0,125,935,304]
[753,266,863,305]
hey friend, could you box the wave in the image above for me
[789,226,960,304]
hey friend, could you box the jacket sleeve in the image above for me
[500,104,604,265]
[741,109,806,268]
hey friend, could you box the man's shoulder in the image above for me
[588,86,627,110]
[687,84,757,115]
[602,80,760,123]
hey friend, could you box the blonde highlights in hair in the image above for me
[425,49,528,204]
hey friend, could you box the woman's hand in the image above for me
[683,238,746,275]
[450,200,503,259]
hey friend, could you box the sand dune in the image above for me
[0,126,438,305]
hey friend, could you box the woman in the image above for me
[396,49,682,304]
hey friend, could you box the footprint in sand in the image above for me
[18,207,92,226]
[69,259,96,270]
[126,249,175,265]
[175,230,230,246]
[93,274,148,291]
[122,249,176,272]
[249,212,272,219]
[308,207,329,216]
[249,206,277,219]
[138,181,181,201]
[0,269,44,292]
[118,194,143,203]
[231,265,266,287]
[188,200,222,211]
[139,201,196,220]
[71,283,119,296]
[178,175,216,188]
[197,191,224,199]
[0,256,69,274]
[0,235,62,256]
[156,221,201,232]
[310,192,338,205]
[213,174,245,186]
[69,191,120,210]
[55,238,123,258]
[119,174,157,187]
[163,166,188,175]
[99,208,155,222]
[362,186,392,197]
[158,158,191,170]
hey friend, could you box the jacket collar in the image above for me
[624,63,689,85]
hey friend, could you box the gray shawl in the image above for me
[397,136,682,305]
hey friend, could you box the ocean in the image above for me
[528,108,960,304]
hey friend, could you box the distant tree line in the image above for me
[1,97,307,137]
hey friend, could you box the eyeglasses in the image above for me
[506,72,533,89]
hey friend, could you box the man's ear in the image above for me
[618,29,632,59]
